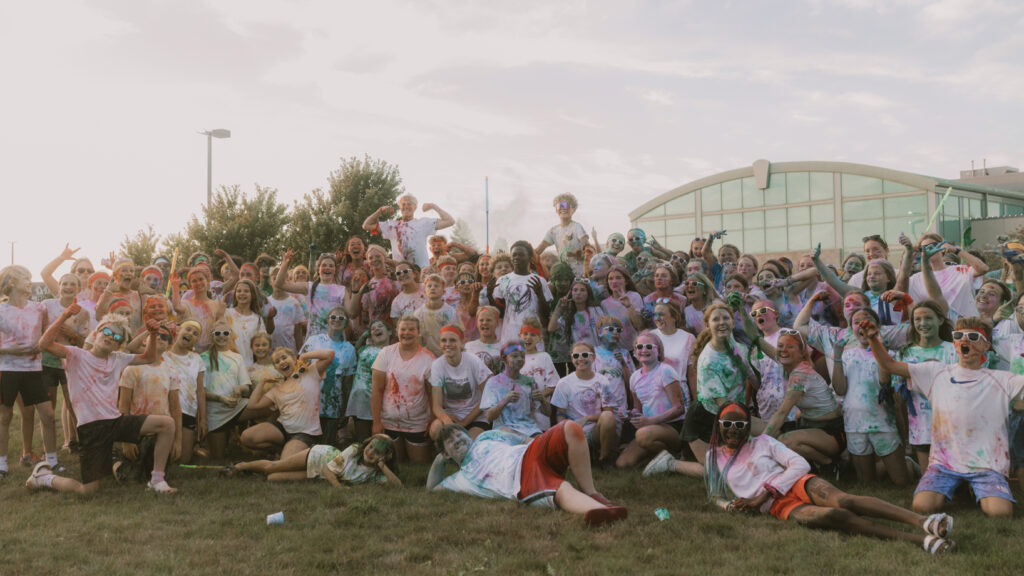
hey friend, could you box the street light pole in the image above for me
[199,128,231,209]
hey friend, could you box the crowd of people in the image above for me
[3,191,1024,548]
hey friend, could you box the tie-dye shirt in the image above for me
[371,344,435,433]
[894,342,957,446]
[119,362,179,417]
[630,363,685,422]
[436,429,529,501]
[300,335,357,419]
[266,294,305,353]
[306,283,347,338]
[784,362,838,420]
[543,221,588,276]
[325,444,387,485]
[906,362,1024,475]
[390,288,426,319]
[0,300,46,372]
[651,329,696,385]
[593,346,636,419]
[202,350,250,430]
[839,347,898,434]
[808,320,908,377]
[361,277,400,326]
[346,344,382,421]
[481,372,544,437]
[466,340,504,375]
[696,342,750,414]
[909,265,979,321]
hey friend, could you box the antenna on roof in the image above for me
[984,158,988,175]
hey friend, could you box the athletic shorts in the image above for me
[795,416,846,454]
[846,431,901,457]
[768,473,817,520]
[0,371,49,407]
[384,429,429,444]
[41,366,67,391]
[271,421,321,448]
[681,402,716,443]
[916,464,1015,503]
[181,413,197,431]
[78,415,148,485]
[517,420,571,508]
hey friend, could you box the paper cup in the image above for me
[266,511,284,525]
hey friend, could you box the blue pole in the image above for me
[485,177,490,254]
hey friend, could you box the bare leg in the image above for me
[563,421,596,494]
[616,440,647,469]
[880,448,910,487]
[805,477,924,529]
[467,424,487,439]
[688,439,708,465]
[281,438,310,460]
[553,481,604,514]
[237,448,311,475]
[33,400,57,455]
[207,431,228,461]
[179,428,195,464]
[780,429,838,465]
[615,424,680,468]
[18,396,35,458]
[672,460,705,478]
[915,447,930,475]
[240,422,285,452]
[49,477,101,495]
[596,411,618,462]
[0,404,12,461]
[267,470,309,482]
[851,454,876,483]
[979,496,1014,518]
[788,504,925,545]
[60,385,78,445]
[912,490,947,515]
[138,415,175,475]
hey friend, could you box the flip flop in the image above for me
[923,513,953,539]
[923,535,956,555]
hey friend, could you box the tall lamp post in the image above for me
[200,128,231,208]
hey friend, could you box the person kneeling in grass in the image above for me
[427,421,627,526]
[706,402,956,555]
[224,433,400,487]
[29,304,178,494]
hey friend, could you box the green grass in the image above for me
[2,407,1021,576]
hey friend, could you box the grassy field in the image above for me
[2,408,1021,576]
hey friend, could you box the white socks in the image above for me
[46,452,58,467]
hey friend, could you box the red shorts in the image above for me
[768,474,816,520]
[517,421,571,505]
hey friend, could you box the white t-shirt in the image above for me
[224,308,267,368]
[592,346,635,419]
[543,221,588,275]
[266,369,323,436]
[390,288,426,319]
[840,347,898,434]
[267,294,306,353]
[481,372,543,437]
[163,350,205,418]
[493,273,553,345]
[906,362,1024,475]
[379,217,438,268]
[630,363,686,422]
[64,346,135,426]
[465,339,503,374]
[651,328,696,385]
[0,300,46,371]
[371,344,435,433]
[436,429,529,501]
[551,372,613,434]
[430,353,492,421]
[120,363,180,417]
[909,265,978,321]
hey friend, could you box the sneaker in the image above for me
[146,480,178,494]
[584,505,628,527]
[25,461,52,490]
[642,450,677,477]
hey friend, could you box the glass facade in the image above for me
[632,167,1024,256]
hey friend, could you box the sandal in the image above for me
[923,535,956,555]
[146,480,178,494]
[218,463,238,479]
[923,513,953,539]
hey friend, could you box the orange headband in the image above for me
[440,325,464,340]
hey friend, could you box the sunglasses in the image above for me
[693,237,706,243]
[100,327,125,343]
[318,253,337,261]
[751,306,776,318]
[213,330,231,337]
[328,314,348,321]
[670,255,685,263]
[952,331,987,343]
[628,237,643,244]
[635,343,656,351]
[602,326,623,334]
[654,297,672,304]
[719,420,749,430]
[76,269,94,275]
[572,352,593,360]
[395,269,413,277]
[558,202,570,210]
[684,280,705,287]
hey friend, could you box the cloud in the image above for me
[627,87,675,106]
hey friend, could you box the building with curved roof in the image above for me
[628,160,1024,260]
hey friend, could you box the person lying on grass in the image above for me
[223,433,401,487]
[861,316,1023,518]
[705,402,956,555]
[426,421,627,527]
[30,304,178,494]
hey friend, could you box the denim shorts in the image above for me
[915,463,1015,503]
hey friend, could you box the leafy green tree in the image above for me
[179,184,289,262]
[119,224,161,265]
[286,155,404,256]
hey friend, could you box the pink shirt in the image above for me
[64,346,136,426]
[0,300,46,371]
[372,344,435,432]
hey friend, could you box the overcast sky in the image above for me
[3,0,1023,278]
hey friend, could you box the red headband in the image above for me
[440,325,464,340]
[519,326,541,336]
[109,299,131,313]
[142,266,163,282]
[88,272,111,286]
[438,261,456,269]
[240,263,259,276]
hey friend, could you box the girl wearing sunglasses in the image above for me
[746,299,793,426]
[616,331,686,469]
[593,316,635,442]
[300,306,358,447]
[201,321,258,461]
[682,272,716,334]
[552,342,618,467]
[389,261,426,321]
[704,403,956,555]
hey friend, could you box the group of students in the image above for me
[2,192,1024,548]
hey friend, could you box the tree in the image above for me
[161,231,200,263]
[178,184,290,263]
[450,218,479,250]
[119,224,161,265]
[285,155,405,256]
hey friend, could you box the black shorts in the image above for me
[681,402,717,443]
[384,429,429,444]
[467,421,491,432]
[181,413,197,431]
[78,415,148,485]
[271,420,320,448]
[796,416,847,454]
[41,366,67,390]
[0,371,49,408]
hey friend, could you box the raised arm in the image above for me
[129,320,162,366]
[362,205,393,233]
[299,348,335,378]
[895,233,914,293]
[214,249,240,295]
[40,304,81,359]
[919,242,950,315]
[273,250,310,295]
[952,244,989,277]
[809,243,853,298]
[861,320,909,378]
[422,202,455,230]
[793,290,828,338]
[41,244,79,296]
[728,292,778,362]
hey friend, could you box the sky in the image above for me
[3,0,1023,279]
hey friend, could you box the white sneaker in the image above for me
[146,479,178,494]
[25,461,52,490]
[643,450,677,477]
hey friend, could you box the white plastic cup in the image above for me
[266,511,284,525]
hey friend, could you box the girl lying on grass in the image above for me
[705,402,956,555]
[222,434,401,487]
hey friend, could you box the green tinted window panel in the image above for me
[720,181,741,210]
[743,210,764,228]
[787,206,810,226]
[882,194,926,218]
[843,198,882,221]
[702,185,722,212]
[885,215,925,244]
[988,201,1000,218]
[788,225,811,252]
[663,235,688,252]
[787,172,810,203]
[966,198,983,219]
[764,173,787,206]
[810,172,835,201]
[722,212,743,231]
[702,214,722,233]
[642,220,665,238]
[883,181,918,194]
[1005,204,1024,216]
[665,217,696,235]
[642,205,665,218]
[765,227,788,252]
[665,192,695,215]
[744,229,764,251]
[811,223,835,249]
[942,195,960,218]
[940,219,960,243]
[764,208,786,227]
[742,177,763,208]
[810,203,835,223]
[843,220,879,249]
[842,174,883,198]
